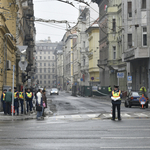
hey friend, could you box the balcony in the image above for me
[97,59,107,67]
[80,65,89,73]
[123,47,149,62]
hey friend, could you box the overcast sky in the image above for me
[33,0,89,43]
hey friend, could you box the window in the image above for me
[48,68,50,73]
[48,75,50,79]
[83,41,85,48]
[83,59,85,66]
[44,51,46,54]
[40,68,42,73]
[142,0,146,9]
[112,19,116,32]
[53,75,55,79]
[143,27,147,46]
[40,81,42,84]
[48,56,50,59]
[44,56,46,59]
[52,68,55,73]
[113,46,116,60]
[44,68,46,72]
[52,63,54,66]
[44,63,46,66]
[40,63,42,66]
[48,51,50,54]
[44,81,46,84]
[36,56,37,59]
[40,51,42,54]
[44,75,46,78]
[44,47,46,50]
[48,81,50,84]
[128,34,132,48]
[52,56,54,59]
[40,75,42,79]
[40,56,42,59]
[48,63,50,66]
[128,2,132,18]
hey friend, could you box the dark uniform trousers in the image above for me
[14,100,19,115]
[19,99,24,114]
[112,101,121,119]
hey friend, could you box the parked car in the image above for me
[50,88,59,95]
[124,91,149,108]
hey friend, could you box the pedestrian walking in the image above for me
[42,90,47,117]
[25,88,33,113]
[14,87,19,115]
[1,89,7,115]
[108,85,112,95]
[36,89,43,120]
[5,88,12,115]
[19,89,24,114]
[110,85,122,121]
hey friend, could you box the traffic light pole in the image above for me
[23,71,26,115]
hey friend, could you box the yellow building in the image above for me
[0,0,18,95]
[86,26,100,86]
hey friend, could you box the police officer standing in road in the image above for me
[14,87,19,115]
[25,88,33,113]
[108,85,112,95]
[1,89,7,115]
[19,89,24,114]
[111,85,122,121]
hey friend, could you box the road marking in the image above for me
[87,114,99,118]
[100,147,150,149]
[134,113,148,117]
[71,115,81,118]
[102,137,150,139]
[103,114,112,117]
[121,113,131,117]
[55,116,65,119]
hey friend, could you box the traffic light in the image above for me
[22,73,28,83]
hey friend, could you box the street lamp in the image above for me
[3,33,14,86]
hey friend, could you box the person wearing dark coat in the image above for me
[42,90,47,117]
[110,85,122,121]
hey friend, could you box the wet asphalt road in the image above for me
[0,91,150,150]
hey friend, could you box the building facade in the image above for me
[35,39,57,89]
[107,0,127,91]
[122,0,150,96]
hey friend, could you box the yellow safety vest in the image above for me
[3,93,5,101]
[19,92,23,99]
[14,92,18,99]
[140,87,146,92]
[108,87,112,92]
[112,90,121,100]
[26,92,32,98]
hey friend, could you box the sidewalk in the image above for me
[0,112,36,121]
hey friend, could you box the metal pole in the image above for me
[5,37,7,85]
[118,78,119,86]
[12,65,15,117]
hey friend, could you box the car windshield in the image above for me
[132,92,141,97]
[52,88,58,91]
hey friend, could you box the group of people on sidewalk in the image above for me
[1,87,47,119]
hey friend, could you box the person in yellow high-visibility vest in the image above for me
[110,85,122,121]
[108,85,112,95]
[1,89,7,115]
[25,88,33,113]
[19,89,24,114]
[140,86,147,93]
[14,87,19,115]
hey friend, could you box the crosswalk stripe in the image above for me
[134,113,148,117]
[87,114,99,118]
[121,113,131,117]
[103,114,112,117]
[71,115,81,118]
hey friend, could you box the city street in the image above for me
[0,91,150,150]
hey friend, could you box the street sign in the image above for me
[117,72,124,78]
[139,95,147,106]
[80,78,83,81]
[91,77,94,80]
[13,65,15,72]
[128,86,132,90]
[127,76,132,83]
[19,60,28,71]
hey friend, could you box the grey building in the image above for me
[122,0,150,95]
[35,39,58,88]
